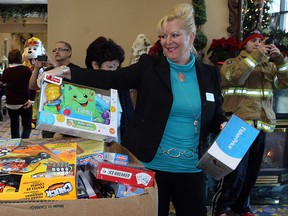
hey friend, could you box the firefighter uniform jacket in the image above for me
[221,49,288,133]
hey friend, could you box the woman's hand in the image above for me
[220,121,227,130]
[23,100,32,109]
[36,66,71,87]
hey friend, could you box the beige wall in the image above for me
[48,0,229,66]
[0,1,230,66]
[203,0,230,63]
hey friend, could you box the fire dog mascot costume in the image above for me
[22,37,46,128]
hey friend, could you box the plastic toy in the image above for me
[43,83,62,114]
[37,75,118,141]
[60,84,103,122]
[95,95,111,124]
[43,83,111,124]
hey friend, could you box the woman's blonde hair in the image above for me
[157,3,198,55]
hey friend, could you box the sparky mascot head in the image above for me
[22,37,46,69]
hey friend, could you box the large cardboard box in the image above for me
[197,115,260,180]
[0,189,157,216]
[0,139,158,216]
[36,74,118,142]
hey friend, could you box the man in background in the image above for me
[29,41,79,138]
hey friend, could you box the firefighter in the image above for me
[211,29,288,216]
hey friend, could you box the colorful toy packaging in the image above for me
[0,138,22,157]
[113,183,145,198]
[0,142,77,200]
[73,139,153,199]
[96,161,155,188]
[36,73,118,142]
[76,139,105,168]
[197,114,260,180]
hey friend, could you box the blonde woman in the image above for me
[41,3,226,215]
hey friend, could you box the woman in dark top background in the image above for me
[2,49,33,138]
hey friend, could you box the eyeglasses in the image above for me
[52,48,70,52]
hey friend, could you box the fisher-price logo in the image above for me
[116,155,127,161]
[44,73,62,85]
[45,182,73,197]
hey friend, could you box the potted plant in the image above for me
[207,37,240,65]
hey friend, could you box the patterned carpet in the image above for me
[0,112,42,139]
[1,113,288,215]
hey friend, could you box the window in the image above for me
[269,0,288,31]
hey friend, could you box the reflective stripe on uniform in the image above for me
[243,57,257,69]
[277,62,288,73]
[246,120,275,133]
[222,88,273,97]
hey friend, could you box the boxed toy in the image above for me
[76,139,105,167]
[0,142,77,200]
[76,139,129,167]
[77,169,98,199]
[96,161,155,188]
[0,138,22,156]
[103,152,129,165]
[197,115,260,180]
[113,183,145,198]
[36,73,118,142]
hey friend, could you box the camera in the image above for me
[265,39,273,45]
[37,55,47,61]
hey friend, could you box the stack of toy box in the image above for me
[75,139,152,199]
[1,140,158,216]
[36,73,118,142]
[0,141,77,200]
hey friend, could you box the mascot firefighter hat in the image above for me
[22,36,46,70]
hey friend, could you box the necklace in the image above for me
[176,72,201,134]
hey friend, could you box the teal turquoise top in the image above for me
[142,54,202,173]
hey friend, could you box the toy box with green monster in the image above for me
[36,73,118,142]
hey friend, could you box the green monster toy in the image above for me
[44,84,104,123]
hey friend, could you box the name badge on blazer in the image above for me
[206,92,215,102]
